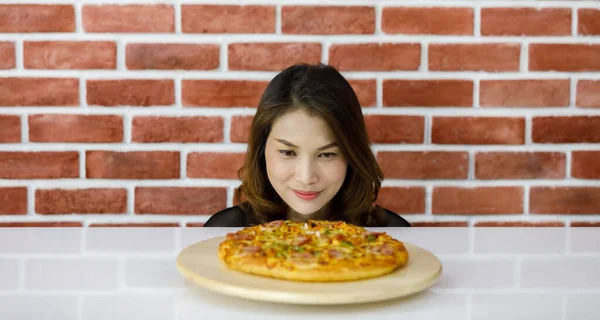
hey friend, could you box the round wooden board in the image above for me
[176,236,442,305]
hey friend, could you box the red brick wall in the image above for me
[0,2,599,227]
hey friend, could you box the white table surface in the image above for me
[0,227,599,320]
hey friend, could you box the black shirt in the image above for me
[204,204,411,227]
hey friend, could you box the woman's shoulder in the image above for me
[203,205,248,227]
[376,205,411,227]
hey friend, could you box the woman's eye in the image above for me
[319,152,336,158]
[279,150,296,157]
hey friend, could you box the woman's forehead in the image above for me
[269,110,336,146]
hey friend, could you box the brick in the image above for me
[0,188,27,215]
[530,44,600,72]
[0,222,82,227]
[431,117,525,145]
[24,41,116,69]
[329,43,420,71]
[571,222,600,227]
[126,43,219,70]
[86,151,179,179]
[365,115,424,143]
[432,117,525,145]
[475,152,566,179]
[377,151,468,179]
[433,187,523,215]
[412,221,469,227]
[83,5,174,33]
[0,115,21,143]
[132,116,223,143]
[429,43,520,72]
[87,79,174,107]
[187,152,245,179]
[186,223,205,227]
[0,5,75,32]
[0,78,78,107]
[572,151,600,179]
[382,7,473,35]
[230,116,253,143]
[90,222,180,227]
[282,6,374,34]
[530,187,600,214]
[532,116,600,143]
[182,80,267,107]
[135,187,227,215]
[480,80,570,107]
[481,8,571,36]
[576,80,600,108]
[35,189,127,214]
[474,221,565,227]
[578,9,600,35]
[233,187,248,206]
[0,42,15,69]
[0,152,78,179]
[29,114,123,143]
[375,187,426,214]
[182,5,275,33]
[228,43,322,71]
[348,79,377,107]
[383,80,473,107]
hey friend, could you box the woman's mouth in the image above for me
[292,189,321,200]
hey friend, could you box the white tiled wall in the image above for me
[0,228,598,320]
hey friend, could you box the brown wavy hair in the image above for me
[235,63,388,227]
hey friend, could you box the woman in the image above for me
[204,63,410,228]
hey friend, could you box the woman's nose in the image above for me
[295,158,318,185]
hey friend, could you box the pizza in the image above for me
[218,219,409,282]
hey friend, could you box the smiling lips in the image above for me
[292,189,321,200]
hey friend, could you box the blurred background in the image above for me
[0,0,599,227]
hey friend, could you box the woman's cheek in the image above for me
[270,158,295,179]
[323,158,348,181]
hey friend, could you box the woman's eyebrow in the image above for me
[274,139,337,150]
[317,142,338,150]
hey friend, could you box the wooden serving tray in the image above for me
[176,236,442,305]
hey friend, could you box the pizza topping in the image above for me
[294,235,311,246]
[275,250,289,259]
[381,244,395,256]
[242,245,261,253]
[333,234,346,241]
[291,251,314,259]
[234,233,255,241]
[327,249,343,259]
[369,244,395,256]
[227,232,254,241]
[340,240,354,248]
[266,220,284,228]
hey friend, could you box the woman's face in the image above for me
[265,109,348,218]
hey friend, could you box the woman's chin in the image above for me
[288,206,320,216]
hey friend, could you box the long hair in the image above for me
[235,63,387,227]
